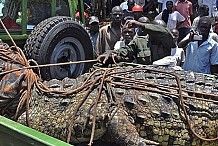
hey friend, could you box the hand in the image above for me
[188,30,195,41]
[123,20,144,29]
[97,53,111,64]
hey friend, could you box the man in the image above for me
[191,4,209,32]
[136,16,151,36]
[158,0,177,12]
[107,0,123,17]
[181,5,218,43]
[120,0,135,10]
[198,0,217,17]
[132,4,144,20]
[179,16,218,74]
[138,16,151,23]
[170,28,185,67]
[155,1,185,29]
[96,6,123,55]
[143,0,158,14]
[174,0,193,42]
[114,25,136,50]
[88,16,100,58]
[97,19,175,65]
[121,0,135,20]
[153,28,185,67]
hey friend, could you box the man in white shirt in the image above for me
[155,1,185,29]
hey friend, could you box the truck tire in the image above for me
[24,16,93,80]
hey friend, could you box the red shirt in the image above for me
[174,0,193,29]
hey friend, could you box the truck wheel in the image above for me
[24,16,93,80]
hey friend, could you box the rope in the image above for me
[88,68,113,146]
[175,73,218,142]
[0,59,98,76]
[0,18,217,144]
[106,67,218,142]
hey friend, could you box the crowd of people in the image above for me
[83,0,218,75]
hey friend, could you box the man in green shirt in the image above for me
[97,19,176,65]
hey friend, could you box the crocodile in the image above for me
[0,36,216,146]
[12,65,217,146]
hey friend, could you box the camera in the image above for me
[193,34,202,41]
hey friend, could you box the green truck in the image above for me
[0,0,93,80]
[0,115,72,146]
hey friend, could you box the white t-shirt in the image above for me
[114,40,125,50]
[155,11,185,29]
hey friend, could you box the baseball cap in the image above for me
[132,5,143,12]
[89,16,99,25]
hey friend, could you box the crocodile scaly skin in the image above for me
[18,66,218,146]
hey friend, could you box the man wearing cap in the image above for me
[96,6,123,55]
[132,4,144,20]
[88,16,100,58]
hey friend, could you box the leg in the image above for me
[97,0,102,19]
[178,28,190,42]
[102,0,107,20]
[106,108,159,146]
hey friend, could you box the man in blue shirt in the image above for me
[179,16,218,74]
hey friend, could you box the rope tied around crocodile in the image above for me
[103,67,218,142]
[0,43,38,125]
[0,43,102,145]
[0,42,217,145]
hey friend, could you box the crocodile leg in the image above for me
[106,107,159,146]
